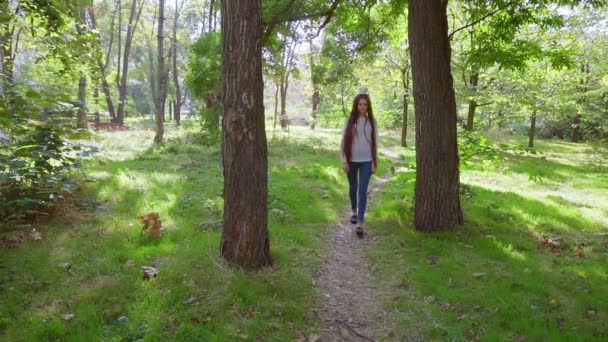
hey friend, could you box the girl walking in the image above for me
[340,94,378,237]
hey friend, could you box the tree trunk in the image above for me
[154,0,165,143]
[528,110,537,149]
[77,73,87,128]
[401,93,408,148]
[172,0,182,125]
[94,87,100,131]
[311,89,320,129]
[572,63,589,143]
[220,0,272,270]
[88,6,117,122]
[116,0,143,125]
[465,71,479,131]
[0,2,15,93]
[273,83,279,130]
[401,68,409,147]
[279,81,287,129]
[409,0,463,232]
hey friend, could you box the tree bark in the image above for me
[528,110,537,149]
[465,71,479,131]
[220,0,272,270]
[116,0,144,125]
[88,5,117,122]
[77,73,88,128]
[409,0,463,232]
[401,67,409,147]
[154,0,165,143]
[172,0,182,125]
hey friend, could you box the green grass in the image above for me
[0,119,356,341]
[366,135,608,341]
[2,121,606,341]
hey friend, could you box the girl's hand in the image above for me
[342,162,349,174]
[372,162,377,174]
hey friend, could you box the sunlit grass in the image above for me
[367,133,608,341]
[0,119,351,341]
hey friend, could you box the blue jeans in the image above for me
[347,161,372,224]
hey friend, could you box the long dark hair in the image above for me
[343,94,377,165]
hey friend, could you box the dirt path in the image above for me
[315,147,402,342]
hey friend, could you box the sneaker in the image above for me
[355,226,364,237]
[350,215,357,224]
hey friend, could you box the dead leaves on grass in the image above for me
[137,212,163,238]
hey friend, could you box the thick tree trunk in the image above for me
[465,71,479,131]
[220,0,272,270]
[409,0,463,232]
[77,73,87,128]
[154,0,165,143]
[528,110,537,149]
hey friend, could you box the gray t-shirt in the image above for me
[340,116,379,163]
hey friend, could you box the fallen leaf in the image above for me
[61,313,75,321]
[426,255,441,266]
[556,317,565,331]
[137,212,163,238]
[308,334,320,342]
[423,296,435,303]
[30,229,43,240]
[473,272,486,278]
[184,296,198,305]
[142,266,159,280]
[576,250,585,258]
[58,262,71,270]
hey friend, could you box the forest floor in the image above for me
[1,117,607,341]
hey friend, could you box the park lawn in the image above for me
[0,119,374,341]
[366,134,608,341]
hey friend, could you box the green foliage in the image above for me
[0,94,80,228]
[186,31,221,99]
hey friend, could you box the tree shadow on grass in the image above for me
[0,135,353,341]
[368,170,608,340]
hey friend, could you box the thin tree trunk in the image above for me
[116,0,144,125]
[528,110,537,149]
[220,0,272,270]
[94,87,100,131]
[274,83,279,130]
[88,6,117,122]
[465,71,479,131]
[409,0,463,232]
[76,8,88,129]
[309,36,319,130]
[401,68,409,147]
[116,0,122,89]
[77,73,87,128]
[172,0,182,125]
[154,0,165,143]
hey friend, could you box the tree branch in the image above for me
[448,0,518,40]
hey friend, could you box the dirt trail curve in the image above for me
[315,147,403,342]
